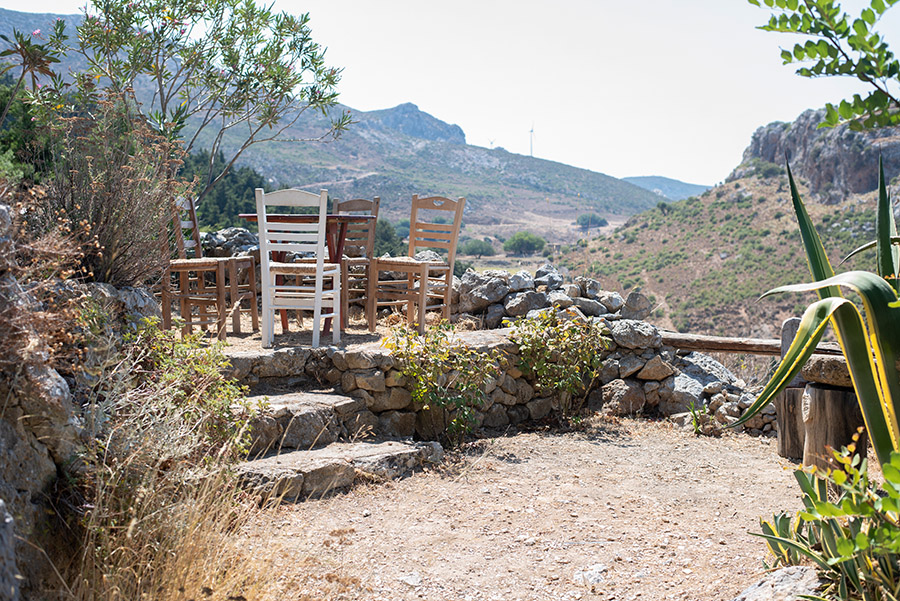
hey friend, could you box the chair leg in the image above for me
[442,271,452,321]
[417,265,428,335]
[249,259,259,332]
[216,260,227,341]
[367,260,378,333]
[261,270,274,348]
[406,272,416,325]
[341,260,349,330]
[229,259,241,334]
[333,272,341,345]
[179,270,191,337]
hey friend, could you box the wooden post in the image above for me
[775,389,804,460]
[781,317,803,388]
[801,384,866,471]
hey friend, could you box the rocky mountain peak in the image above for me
[730,108,900,203]
[360,102,466,145]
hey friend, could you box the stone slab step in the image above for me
[237,439,443,500]
[245,390,372,454]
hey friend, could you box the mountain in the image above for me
[622,176,711,201]
[555,109,898,338]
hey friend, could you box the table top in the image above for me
[239,213,375,223]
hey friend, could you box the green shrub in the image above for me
[509,309,611,416]
[459,238,496,258]
[504,231,546,255]
[383,321,499,445]
[759,441,900,600]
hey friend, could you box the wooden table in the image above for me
[240,213,376,333]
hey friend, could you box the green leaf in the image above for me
[875,158,900,293]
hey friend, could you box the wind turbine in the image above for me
[529,122,535,157]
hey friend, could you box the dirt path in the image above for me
[252,419,803,601]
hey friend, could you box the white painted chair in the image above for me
[255,188,340,348]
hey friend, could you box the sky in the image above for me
[3,0,898,185]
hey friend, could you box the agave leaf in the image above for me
[841,237,900,264]
[788,164,840,296]
[875,158,900,294]
[732,297,839,428]
[752,532,831,571]
[763,271,900,464]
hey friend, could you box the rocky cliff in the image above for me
[730,108,900,203]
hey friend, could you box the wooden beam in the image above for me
[658,331,843,356]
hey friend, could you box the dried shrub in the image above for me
[24,92,190,288]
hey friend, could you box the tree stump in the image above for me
[801,384,866,471]
[775,388,804,460]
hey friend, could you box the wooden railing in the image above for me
[659,330,843,356]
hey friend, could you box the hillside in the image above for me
[0,8,663,242]
[622,176,711,201]
[556,110,895,338]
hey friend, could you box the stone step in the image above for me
[237,439,443,500]
[245,390,373,455]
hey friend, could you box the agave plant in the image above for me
[735,159,900,468]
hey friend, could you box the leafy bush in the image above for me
[758,441,900,601]
[576,212,609,230]
[504,230,546,255]
[180,150,267,230]
[459,238,496,258]
[383,321,499,445]
[509,309,611,416]
[375,217,407,257]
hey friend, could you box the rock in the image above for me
[534,264,563,289]
[636,356,675,380]
[516,380,535,404]
[353,369,386,392]
[458,271,510,313]
[0,499,18,601]
[504,291,549,317]
[508,270,535,292]
[369,387,413,412]
[484,303,507,328]
[801,354,852,388]
[571,297,604,317]
[620,291,653,320]
[575,277,604,300]
[597,290,625,313]
[600,379,646,416]
[341,370,358,393]
[378,411,416,437]
[343,350,378,370]
[507,405,530,424]
[573,563,608,587]
[562,283,581,298]
[618,354,646,378]
[677,352,736,387]
[491,388,518,406]
[482,404,510,428]
[384,370,407,388]
[599,360,620,384]
[609,320,662,349]
[548,290,574,309]
[660,373,705,416]
[730,566,822,601]
[527,397,553,420]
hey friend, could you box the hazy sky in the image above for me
[4,0,898,184]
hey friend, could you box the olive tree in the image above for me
[750,0,900,129]
[39,0,348,203]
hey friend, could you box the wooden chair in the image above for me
[160,197,258,339]
[256,188,340,348]
[367,195,465,334]
[335,197,380,327]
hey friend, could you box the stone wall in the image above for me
[227,317,775,446]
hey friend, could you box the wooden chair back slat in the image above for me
[407,195,466,273]
[335,196,380,259]
[256,188,328,269]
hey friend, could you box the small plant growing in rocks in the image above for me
[383,321,500,445]
[509,309,611,416]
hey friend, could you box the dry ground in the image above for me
[243,418,804,601]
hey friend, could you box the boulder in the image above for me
[482,404,510,428]
[504,291,549,317]
[620,291,653,320]
[378,411,417,437]
[459,271,511,314]
[575,277,603,300]
[677,352,737,387]
[548,290,574,309]
[0,499,18,601]
[609,320,662,349]
[636,356,675,380]
[571,297,604,317]
[534,264,563,289]
[801,354,852,388]
[617,354,646,378]
[730,566,822,601]
[659,373,705,416]
[508,270,535,292]
[562,283,581,298]
[599,379,646,416]
[597,290,625,313]
[484,303,507,328]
